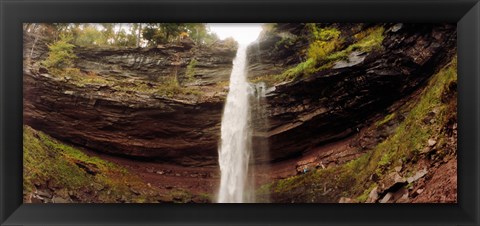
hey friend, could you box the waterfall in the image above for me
[217,44,253,203]
[249,82,270,202]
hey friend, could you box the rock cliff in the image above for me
[250,23,456,162]
[23,23,456,167]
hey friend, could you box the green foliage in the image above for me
[41,33,76,70]
[371,57,457,175]
[23,125,161,202]
[356,183,377,202]
[114,29,137,47]
[69,23,140,47]
[156,76,183,97]
[306,25,342,63]
[308,24,341,41]
[352,26,385,51]
[23,126,88,192]
[62,67,82,77]
[186,58,198,81]
[262,23,277,33]
[252,25,386,86]
[376,112,396,127]
[168,189,194,203]
[73,25,108,46]
[275,36,298,50]
[142,25,165,45]
[281,58,317,80]
[252,25,343,85]
[62,69,202,99]
[142,23,218,46]
[257,183,272,195]
[161,23,184,41]
[376,142,396,175]
[29,23,219,48]
[324,26,385,62]
[185,23,219,45]
[307,39,340,63]
[274,175,305,193]
[251,62,331,86]
[249,74,279,86]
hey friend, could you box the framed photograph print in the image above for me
[1,0,479,225]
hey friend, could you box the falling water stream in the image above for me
[217,44,252,203]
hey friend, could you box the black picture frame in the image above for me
[1,0,479,225]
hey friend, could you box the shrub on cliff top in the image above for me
[41,33,77,70]
[306,25,342,63]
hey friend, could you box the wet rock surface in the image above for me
[247,23,309,79]
[258,23,456,162]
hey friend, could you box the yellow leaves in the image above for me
[307,39,341,63]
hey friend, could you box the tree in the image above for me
[131,23,143,47]
[41,33,76,70]
[142,23,165,45]
[49,23,71,41]
[29,23,221,49]
[23,23,34,33]
[100,23,116,45]
[142,23,187,45]
[113,28,136,47]
[185,23,207,45]
[160,23,184,42]
[74,24,107,46]
[141,23,219,46]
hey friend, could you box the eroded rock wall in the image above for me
[23,70,224,166]
[252,23,456,162]
[23,23,456,166]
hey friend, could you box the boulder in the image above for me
[379,192,393,203]
[52,196,70,203]
[378,172,407,194]
[366,187,379,203]
[407,168,428,184]
[339,197,359,203]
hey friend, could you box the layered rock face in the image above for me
[23,39,236,166]
[23,71,225,166]
[249,23,456,162]
[23,23,456,166]
[247,23,308,78]
[24,33,237,84]
[74,41,236,84]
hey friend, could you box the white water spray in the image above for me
[217,44,253,203]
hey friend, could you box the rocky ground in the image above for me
[82,148,220,199]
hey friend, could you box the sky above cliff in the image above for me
[208,23,263,44]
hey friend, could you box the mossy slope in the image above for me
[259,56,457,203]
[23,125,164,203]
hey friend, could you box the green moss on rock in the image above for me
[259,56,457,203]
[23,125,163,203]
[252,25,385,86]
